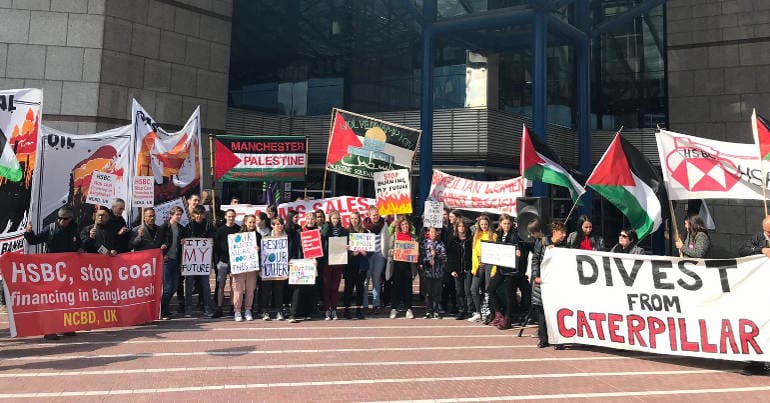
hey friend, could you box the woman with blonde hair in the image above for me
[468,215,494,323]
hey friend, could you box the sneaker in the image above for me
[467,312,481,322]
[277,312,285,321]
[434,312,443,320]
[455,312,466,320]
[343,308,352,319]
[288,316,298,323]
[43,334,60,341]
[355,308,365,320]
[212,308,223,319]
[405,309,414,319]
[262,312,271,321]
[325,310,332,321]
[538,340,550,348]
[331,310,338,320]
[244,310,253,321]
[185,307,193,317]
[234,312,243,322]
[161,313,172,320]
[304,316,312,321]
[389,309,398,319]
[424,311,432,319]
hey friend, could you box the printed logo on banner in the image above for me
[261,236,289,279]
[300,229,323,259]
[181,238,212,276]
[133,176,155,207]
[86,171,117,206]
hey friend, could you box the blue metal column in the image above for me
[531,10,548,197]
[418,0,436,215]
[576,0,592,216]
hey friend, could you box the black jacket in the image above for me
[740,232,769,257]
[80,223,116,253]
[214,223,241,263]
[493,230,521,276]
[447,235,473,274]
[24,222,81,253]
[108,213,131,253]
[531,235,568,306]
[157,221,186,258]
[130,223,160,251]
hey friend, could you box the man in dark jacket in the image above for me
[130,208,159,251]
[157,206,184,319]
[738,215,770,375]
[81,207,117,255]
[184,205,214,317]
[108,198,131,253]
[24,206,81,340]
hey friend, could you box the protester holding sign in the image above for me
[531,220,567,348]
[486,214,522,330]
[469,215,494,323]
[676,214,711,258]
[183,205,214,317]
[419,227,447,319]
[283,216,306,323]
[738,215,770,376]
[448,219,474,320]
[609,228,647,255]
[130,208,159,251]
[213,209,240,318]
[260,217,290,321]
[567,215,606,251]
[363,206,391,314]
[320,210,348,320]
[232,215,261,322]
[24,206,81,341]
[81,207,117,256]
[342,211,367,320]
[108,198,130,253]
[389,217,416,319]
[158,206,184,319]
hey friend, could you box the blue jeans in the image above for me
[363,252,385,309]
[185,274,211,313]
[161,258,179,316]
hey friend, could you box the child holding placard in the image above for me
[420,227,447,319]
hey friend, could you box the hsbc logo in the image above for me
[665,138,741,192]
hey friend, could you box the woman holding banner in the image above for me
[610,228,647,255]
[531,220,568,348]
[261,217,290,321]
[343,211,367,320]
[363,206,390,314]
[486,214,522,330]
[232,214,261,322]
[389,216,416,319]
[286,213,308,323]
[468,215,494,323]
[320,210,348,320]
[676,214,711,258]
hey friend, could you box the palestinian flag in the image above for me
[751,108,770,160]
[520,124,585,202]
[586,133,663,240]
[0,128,22,182]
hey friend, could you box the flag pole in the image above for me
[321,108,337,199]
[304,136,309,200]
[563,193,584,224]
[751,109,769,216]
[668,200,682,258]
[209,134,217,223]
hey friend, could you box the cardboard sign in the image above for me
[181,238,213,276]
[300,229,323,259]
[393,240,419,262]
[0,249,163,337]
[228,231,260,274]
[374,169,412,215]
[132,176,155,207]
[479,241,516,268]
[328,236,348,265]
[423,200,444,228]
[349,232,376,252]
[86,171,116,206]
[261,236,289,280]
[288,259,317,285]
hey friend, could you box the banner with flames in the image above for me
[373,169,412,215]
[0,89,42,255]
[33,125,133,231]
[133,100,202,214]
[326,109,420,180]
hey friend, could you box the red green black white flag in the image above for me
[519,124,585,202]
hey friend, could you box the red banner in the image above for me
[300,229,323,259]
[0,249,163,337]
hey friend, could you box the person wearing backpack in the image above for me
[24,206,82,341]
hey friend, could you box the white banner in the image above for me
[85,171,116,206]
[656,129,766,200]
[34,124,132,232]
[228,231,259,274]
[132,176,154,207]
[181,238,212,276]
[277,196,375,226]
[428,169,526,215]
[219,203,267,225]
[480,241,516,268]
[541,248,770,361]
[261,236,289,280]
[288,258,317,285]
[373,169,412,215]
